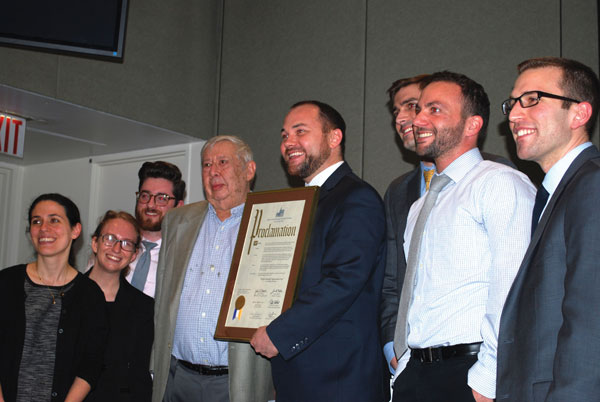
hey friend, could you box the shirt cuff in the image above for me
[467,359,496,399]
[383,342,395,374]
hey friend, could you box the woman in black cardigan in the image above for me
[0,193,107,402]
[85,210,154,402]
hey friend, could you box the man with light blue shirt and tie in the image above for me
[390,71,535,402]
[127,161,185,298]
[497,57,600,402]
[151,135,274,402]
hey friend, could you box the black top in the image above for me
[84,273,154,402]
[0,264,108,402]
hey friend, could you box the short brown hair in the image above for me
[387,74,431,110]
[518,57,600,135]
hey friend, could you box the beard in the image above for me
[286,140,331,180]
[417,120,465,160]
[135,206,163,232]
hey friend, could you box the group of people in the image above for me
[0,55,599,402]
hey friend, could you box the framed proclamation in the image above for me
[214,186,319,342]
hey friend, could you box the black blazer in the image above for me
[85,274,154,402]
[497,146,600,401]
[267,163,386,402]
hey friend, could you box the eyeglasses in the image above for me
[502,90,580,115]
[100,234,137,252]
[136,191,176,206]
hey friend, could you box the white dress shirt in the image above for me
[125,237,161,298]
[396,148,535,398]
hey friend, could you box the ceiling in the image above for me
[0,84,200,166]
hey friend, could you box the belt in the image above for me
[178,360,229,376]
[410,342,481,364]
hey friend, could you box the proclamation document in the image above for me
[215,187,318,341]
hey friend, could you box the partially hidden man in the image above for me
[251,101,386,402]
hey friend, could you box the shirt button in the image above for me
[206,289,211,294]
[210,265,215,271]
[52,392,57,397]
[215,245,220,250]
[58,329,63,334]
[201,312,206,318]
[200,337,204,342]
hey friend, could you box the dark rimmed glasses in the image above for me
[502,90,581,115]
[100,234,137,252]
[136,191,176,206]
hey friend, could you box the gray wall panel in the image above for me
[217,0,367,191]
[364,0,563,194]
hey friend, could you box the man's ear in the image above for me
[327,128,343,149]
[464,115,483,139]
[570,101,592,130]
[245,160,257,182]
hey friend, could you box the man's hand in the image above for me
[250,326,279,358]
[390,356,398,370]
[472,389,493,402]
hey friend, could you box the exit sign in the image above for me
[0,113,25,158]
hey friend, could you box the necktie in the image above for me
[393,173,452,359]
[531,185,549,237]
[131,240,158,291]
[423,169,435,191]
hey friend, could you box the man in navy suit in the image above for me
[251,100,386,402]
[497,57,600,401]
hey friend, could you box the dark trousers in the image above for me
[392,354,477,402]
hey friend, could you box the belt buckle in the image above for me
[421,347,434,364]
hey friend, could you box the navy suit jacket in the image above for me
[497,145,600,401]
[267,162,386,402]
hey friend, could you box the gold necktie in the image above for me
[423,169,435,191]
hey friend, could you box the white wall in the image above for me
[3,141,205,270]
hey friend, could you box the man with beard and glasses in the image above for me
[389,72,535,402]
[126,161,185,297]
[250,101,386,402]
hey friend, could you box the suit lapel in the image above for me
[523,146,599,266]
[318,162,351,201]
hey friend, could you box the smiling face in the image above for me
[135,177,180,234]
[413,81,466,170]
[392,83,421,151]
[29,200,81,260]
[92,218,139,274]
[509,67,576,172]
[280,104,341,183]
[202,140,255,219]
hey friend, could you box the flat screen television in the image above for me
[0,0,128,60]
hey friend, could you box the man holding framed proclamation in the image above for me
[250,100,387,402]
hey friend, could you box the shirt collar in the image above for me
[306,161,344,187]
[437,148,482,184]
[542,142,593,196]
[207,202,245,221]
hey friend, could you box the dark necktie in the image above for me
[531,185,549,237]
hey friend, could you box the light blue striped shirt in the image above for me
[172,203,245,366]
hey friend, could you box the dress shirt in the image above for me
[172,203,244,366]
[125,237,161,298]
[395,148,535,398]
[306,161,344,187]
[538,142,593,218]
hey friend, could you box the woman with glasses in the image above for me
[0,193,108,402]
[85,210,154,402]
